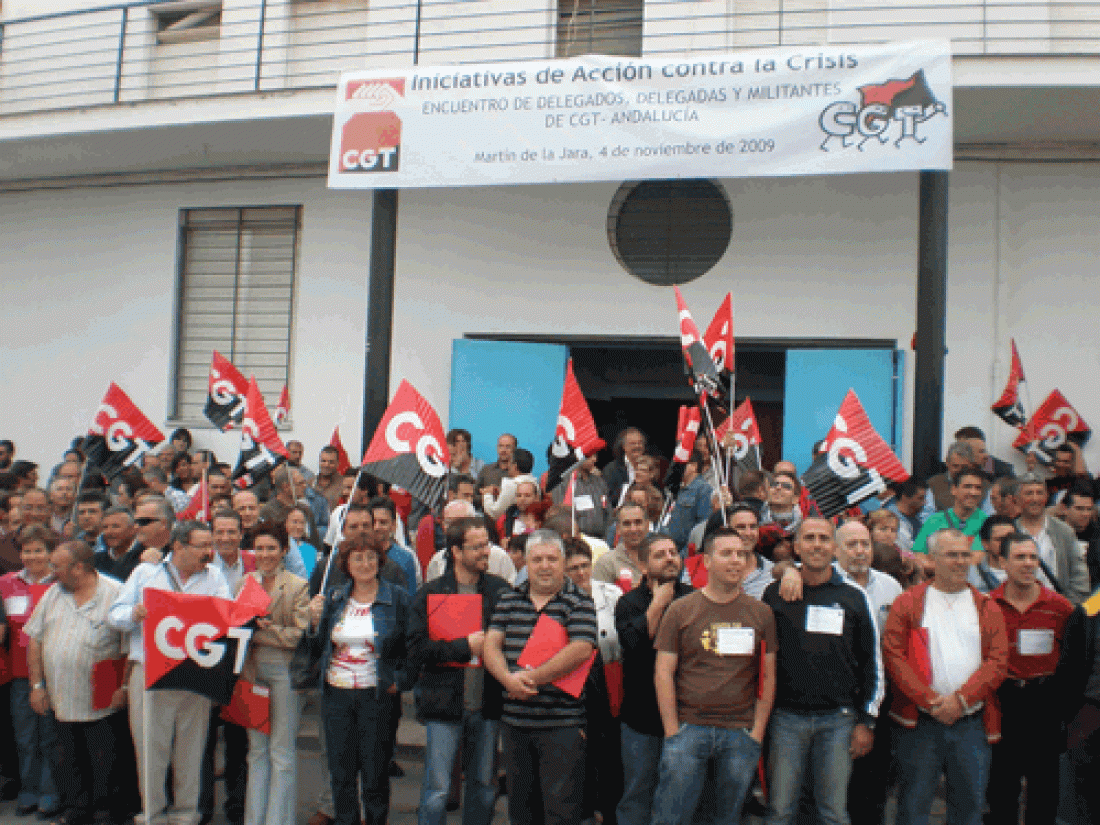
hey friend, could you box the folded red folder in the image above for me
[220,679,271,735]
[427,593,483,667]
[910,628,932,686]
[517,614,596,698]
[91,657,127,711]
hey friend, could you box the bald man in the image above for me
[426,502,516,583]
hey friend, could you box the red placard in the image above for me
[91,658,127,711]
[517,614,596,699]
[220,679,271,735]
[427,593,482,668]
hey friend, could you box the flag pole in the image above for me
[569,473,576,537]
[698,401,728,526]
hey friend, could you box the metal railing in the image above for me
[1,0,1098,118]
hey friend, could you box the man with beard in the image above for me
[613,534,693,825]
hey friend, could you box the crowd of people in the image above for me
[0,420,1098,825]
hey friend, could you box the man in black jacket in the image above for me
[1059,598,1100,822]
[408,516,511,825]
[613,533,692,825]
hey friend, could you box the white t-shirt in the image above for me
[326,598,378,689]
[923,587,982,697]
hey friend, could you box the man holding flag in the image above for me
[107,520,230,825]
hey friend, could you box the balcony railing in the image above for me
[1,0,1098,118]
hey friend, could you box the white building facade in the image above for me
[1,0,1099,476]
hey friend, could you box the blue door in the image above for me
[449,339,570,478]
[782,348,904,475]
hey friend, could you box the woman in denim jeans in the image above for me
[308,536,412,825]
[239,522,310,825]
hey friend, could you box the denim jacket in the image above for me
[311,579,413,692]
[663,476,713,554]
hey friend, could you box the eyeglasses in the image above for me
[134,517,161,526]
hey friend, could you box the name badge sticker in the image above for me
[716,627,755,656]
[4,596,28,618]
[806,605,844,636]
[1018,629,1054,656]
[573,494,595,512]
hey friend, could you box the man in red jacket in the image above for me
[883,528,1008,825]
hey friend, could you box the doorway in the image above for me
[451,334,903,477]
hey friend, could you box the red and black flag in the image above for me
[204,351,249,432]
[274,384,290,426]
[703,293,735,374]
[143,577,271,705]
[674,287,722,399]
[546,359,606,493]
[1012,389,1091,464]
[177,474,210,523]
[231,377,287,487]
[361,380,450,508]
[801,390,909,518]
[991,339,1027,428]
[329,426,353,475]
[673,405,702,463]
[715,398,762,473]
[83,383,164,480]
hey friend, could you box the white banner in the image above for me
[328,41,952,189]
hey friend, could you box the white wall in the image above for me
[0,176,372,469]
[3,161,1100,479]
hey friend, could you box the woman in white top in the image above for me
[307,537,412,825]
[563,536,623,825]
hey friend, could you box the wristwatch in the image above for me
[31,682,44,691]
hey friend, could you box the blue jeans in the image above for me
[651,723,761,825]
[895,714,990,825]
[323,685,398,825]
[418,712,498,825]
[766,707,855,825]
[10,677,59,811]
[616,724,664,825]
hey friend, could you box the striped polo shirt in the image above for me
[489,577,598,728]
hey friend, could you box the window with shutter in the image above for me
[557,0,644,58]
[171,206,300,423]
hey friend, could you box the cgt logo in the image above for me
[340,112,402,173]
[340,79,405,174]
[154,616,252,673]
[819,69,947,152]
[385,412,447,478]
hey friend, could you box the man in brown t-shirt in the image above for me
[651,526,778,825]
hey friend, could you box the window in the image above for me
[607,180,732,286]
[556,0,644,58]
[153,1,223,45]
[171,206,300,423]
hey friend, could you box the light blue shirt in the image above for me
[286,539,313,579]
[107,557,230,662]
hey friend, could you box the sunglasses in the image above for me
[134,517,161,526]
[770,480,795,491]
